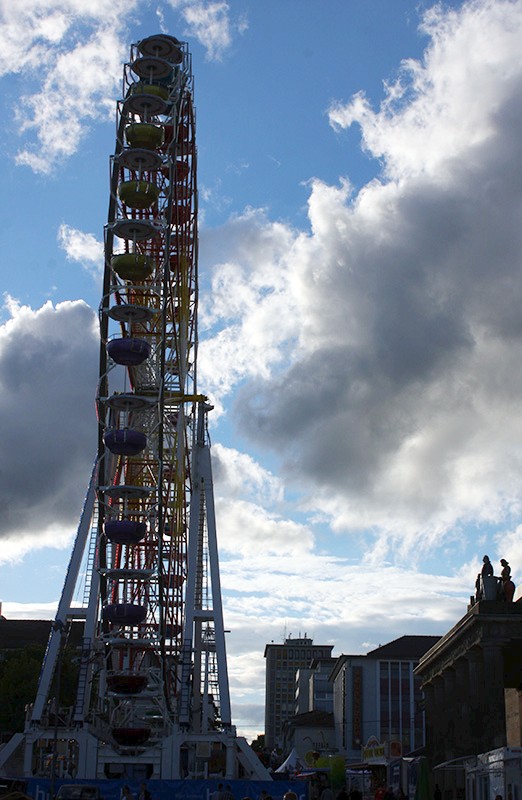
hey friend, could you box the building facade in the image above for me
[264,636,334,749]
[295,657,336,716]
[331,636,440,764]
[415,599,522,800]
[282,710,336,764]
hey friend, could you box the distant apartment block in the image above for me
[295,656,336,715]
[264,635,334,749]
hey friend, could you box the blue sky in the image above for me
[1,0,522,739]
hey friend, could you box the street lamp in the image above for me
[50,620,66,800]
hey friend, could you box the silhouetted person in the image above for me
[138,784,151,800]
[482,555,493,577]
[500,559,515,601]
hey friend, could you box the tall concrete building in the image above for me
[264,635,334,748]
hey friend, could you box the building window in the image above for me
[380,662,389,738]
[352,665,363,749]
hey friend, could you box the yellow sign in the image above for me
[362,737,386,762]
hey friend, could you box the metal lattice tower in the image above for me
[0,34,270,783]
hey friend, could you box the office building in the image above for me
[331,635,440,765]
[264,635,334,749]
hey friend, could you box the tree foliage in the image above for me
[0,644,79,735]
[250,733,265,752]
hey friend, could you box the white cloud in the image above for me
[0,523,77,567]
[491,524,522,589]
[1,601,58,619]
[213,443,283,505]
[167,0,247,61]
[209,442,314,557]
[198,209,303,411]
[197,0,522,562]
[0,0,242,171]
[222,554,466,631]
[15,27,127,172]
[208,442,463,733]
[208,442,466,717]
[218,550,467,738]
[217,498,314,558]
[58,224,103,277]
[0,0,136,172]
[328,0,522,182]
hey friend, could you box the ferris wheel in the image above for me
[96,31,201,753]
[0,34,271,782]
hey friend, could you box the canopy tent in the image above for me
[276,748,306,774]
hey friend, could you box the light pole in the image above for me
[50,620,65,800]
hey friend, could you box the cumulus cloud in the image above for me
[217,498,315,558]
[198,0,522,560]
[198,208,302,412]
[0,0,137,172]
[0,0,242,172]
[212,443,283,505]
[58,224,103,278]
[328,0,522,182]
[0,297,98,548]
[210,443,314,558]
[168,0,247,61]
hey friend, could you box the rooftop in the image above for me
[366,635,441,660]
[0,619,85,651]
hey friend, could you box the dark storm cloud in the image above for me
[0,300,98,539]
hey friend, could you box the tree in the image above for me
[250,733,265,752]
[0,645,44,734]
[0,644,79,736]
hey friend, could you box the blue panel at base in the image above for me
[24,779,308,800]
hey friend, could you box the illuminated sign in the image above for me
[362,736,386,763]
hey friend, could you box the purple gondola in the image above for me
[104,428,147,456]
[107,337,150,366]
[104,519,146,544]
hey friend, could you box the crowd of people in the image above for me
[118,777,408,800]
[120,784,152,800]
